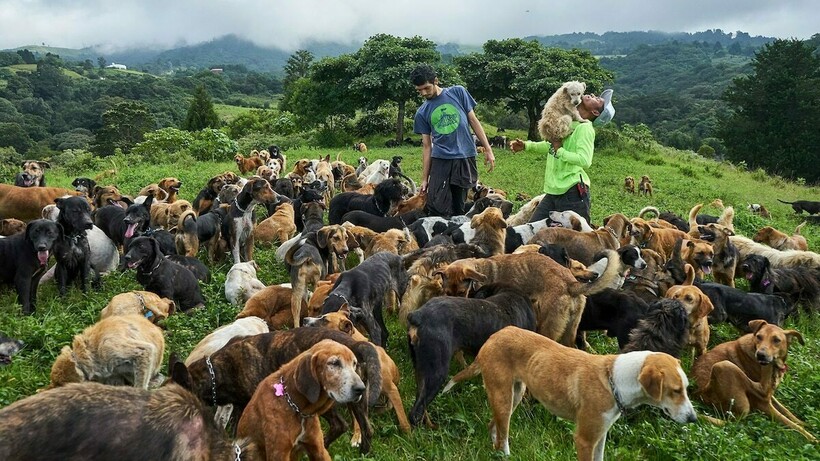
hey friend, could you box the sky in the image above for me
[0,0,816,51]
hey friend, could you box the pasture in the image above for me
[0,141,818,460]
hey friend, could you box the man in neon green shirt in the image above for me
[510,88,614,225]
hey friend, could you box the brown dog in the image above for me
[237,339,366,460]
[639,175,653,196]
[92,185,126,209]
[699,223,737,286]
[100,291,177,326]
[0,218,26,236]
[470,207,508,257]
[315,154,336,203]
[303,306,411,440]
[399,273,444,327]
[291,158,313,178]
[680,238,715,281]
[174,209,199,257]
[235,153,264,175]
[624,176,636,194]
[157,177,182,203]
[753,223,809,251]
[0,184,83,222]
[665,273,715,358]
[693,320,815,441]
[254,201,297,246]
[307,273,343,316]
[238,284,309,330]
[630,218,689,261]
[530,225,620,266]
[15,160,50,187]
[394,192,427,215]
[444,326,697,457]
[436,251,621,346]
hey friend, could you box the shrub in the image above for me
[645,156,666,166]
[189,129,237,162]
[314,128,353,148]
[354,109,394,137]
[751,168,768,183]
[697,144,716,158]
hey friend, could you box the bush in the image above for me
[0,146,22,183]
[188,129,237,162]
[313,128,353,148]
[354,109,394,137]
[595,125,621,149]
[698,144,716,158]
[53,149,107,176]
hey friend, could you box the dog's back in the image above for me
[621,298,689,357]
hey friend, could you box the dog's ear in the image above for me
[316,227,330,249]
[143,192,154,208]
[344,228,358,249]
[748,319,768,333]
[296,353,322,404]
[164,298,177,316]
[121,196,134,206]
[463,267,488,284]
[639,364,664,402]
[340,318,354,335]
[151,238,163,260]
[169,356,192,390]
[54,197,65,209]
[37,161,51,169]
[784,329,805,346]
[696,292,714,318]
[339,302,351,317]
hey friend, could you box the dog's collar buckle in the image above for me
[277,376,314,418]
[609,370,629,416]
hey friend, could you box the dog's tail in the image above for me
[569,249,621,297]
[348,341,383,407]
[442,360,482,394]
[717,206,735,232]
[795,221,807,235]
[179,210,197,234]
[335,151,343,162]
[638,206,660,219]
[777,199,795,205]
[276,234,304,262]
[688,203,703,232]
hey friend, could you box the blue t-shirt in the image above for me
[413,86,477,159]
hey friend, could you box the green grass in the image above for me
[4,64,85,79]
[1,144,819,460]
[214,103,256,122]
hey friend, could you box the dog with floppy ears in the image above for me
[444,326,697,459]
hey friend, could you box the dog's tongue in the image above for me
[745,272,754,280]
[37,250,49,266]
[125,223,138,238]
[702,265,712,275]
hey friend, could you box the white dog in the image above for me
[538,80,587,141]
[357,159,390,184]
[224,261,266,305]
[185,316,269,366]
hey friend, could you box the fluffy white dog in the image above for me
[224,261,266,306]
[538,80,587,142]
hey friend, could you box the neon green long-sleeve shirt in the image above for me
[524,121,595,195]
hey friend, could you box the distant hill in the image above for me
[5,29,777,75]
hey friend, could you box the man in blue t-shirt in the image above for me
[411,64,495,217]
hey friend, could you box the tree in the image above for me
[718,39,820,183]
[31,56,69,101]
[17,49,36,64]
[281,57,357,129]
[98,57,106,69]
[0,122,33,153]
[182,85,220,131]
[456,39,614,140]
[92,101,156,156]
[283,49,314,89]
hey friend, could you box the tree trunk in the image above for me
[527,103,541,141]
[396,99,406,142]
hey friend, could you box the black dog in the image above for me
[621,298,689,358]
[740,254,820,310]
[697,281,795,331]
[0,333,24,365]
[71,177,97,197]
[271,177,295,199]
[288,188,324,232]
[196,206,226,244]
[576,289,651,350]
[93,196,145,248]
[166,255,210,283]
[406,284,535,426]
[53,196,94,296]
[321,252,408,347]
[340,208,427,233]
[0,219,61,314]
[122,237,204,311]
[778,199,820,215]
[328,178,405,224]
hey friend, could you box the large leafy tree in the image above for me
[92,101,155,156]
[281,55,357,130]
[283,50,314,89]
[718,39,820,183]
[456,39,614,140]
[182,85,220,131]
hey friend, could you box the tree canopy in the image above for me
[182,85,220,131]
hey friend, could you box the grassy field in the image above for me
[1,141,819,460]
[3,63,85,79]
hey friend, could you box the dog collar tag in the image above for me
[274,382,285,397]
[762,278,771,287]
[144,311,154,319]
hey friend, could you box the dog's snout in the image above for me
[756,351,771,363]
[686,412,698,423]
[352,382,366,400]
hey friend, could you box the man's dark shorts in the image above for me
[426,156,477,217]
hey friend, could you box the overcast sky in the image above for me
[0,0,815,51]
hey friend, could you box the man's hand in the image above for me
[484,148,496,172]
[510,139,525,153]
[420,180,428,194]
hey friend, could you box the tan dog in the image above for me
[237,339,366,461]
[394,192,427,215]
[70,315,165,389]
[138,184,169,203]
[693,320,815,441]
[174,209,199,257]
[753,223,809,251]
[90,185,125,209]
[624,176,636,194]
[317,224,356,273]
[470,207,508,257]
[165,199,193,230]
[530,225,620,266]
[730,235,820,272]
[157,177,182,203]
[700,223,737,286]
[680,238,715,281]
[364,228,418,259]
[630,218,689,261]
[100,291,177,326]
[46,346,81,389]
[444,326,697,458]
[238,284,309,330]
[512,244,600,282]
[437,251,621,346]
[291,158,313,178]
[254,201,297,246]
[0,218,26,236]
[15,160,50,187]
[506,194,544,226]
[639,175,653,196]
[302,306,411,441]
[665,269,714,358]
[235,153,264,175]
[306,273,343,316]
[399,273,444,327]
[0,184,83,222]
[315,154,335,203]
[185,316,269,366]
[602,213,634,247]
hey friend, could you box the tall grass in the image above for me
[1,141,818,460]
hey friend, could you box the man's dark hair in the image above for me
[410,64,437,86]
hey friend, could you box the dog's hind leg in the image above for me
[321,408,349,448]
[348,400,373,454]
[762,400,817,441]
[408,337,451,426]
[129,342,159,389]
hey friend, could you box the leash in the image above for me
[233,443,243,461]
[275,376,314,418]
[609,368,629,416]
[205,355,218,406]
